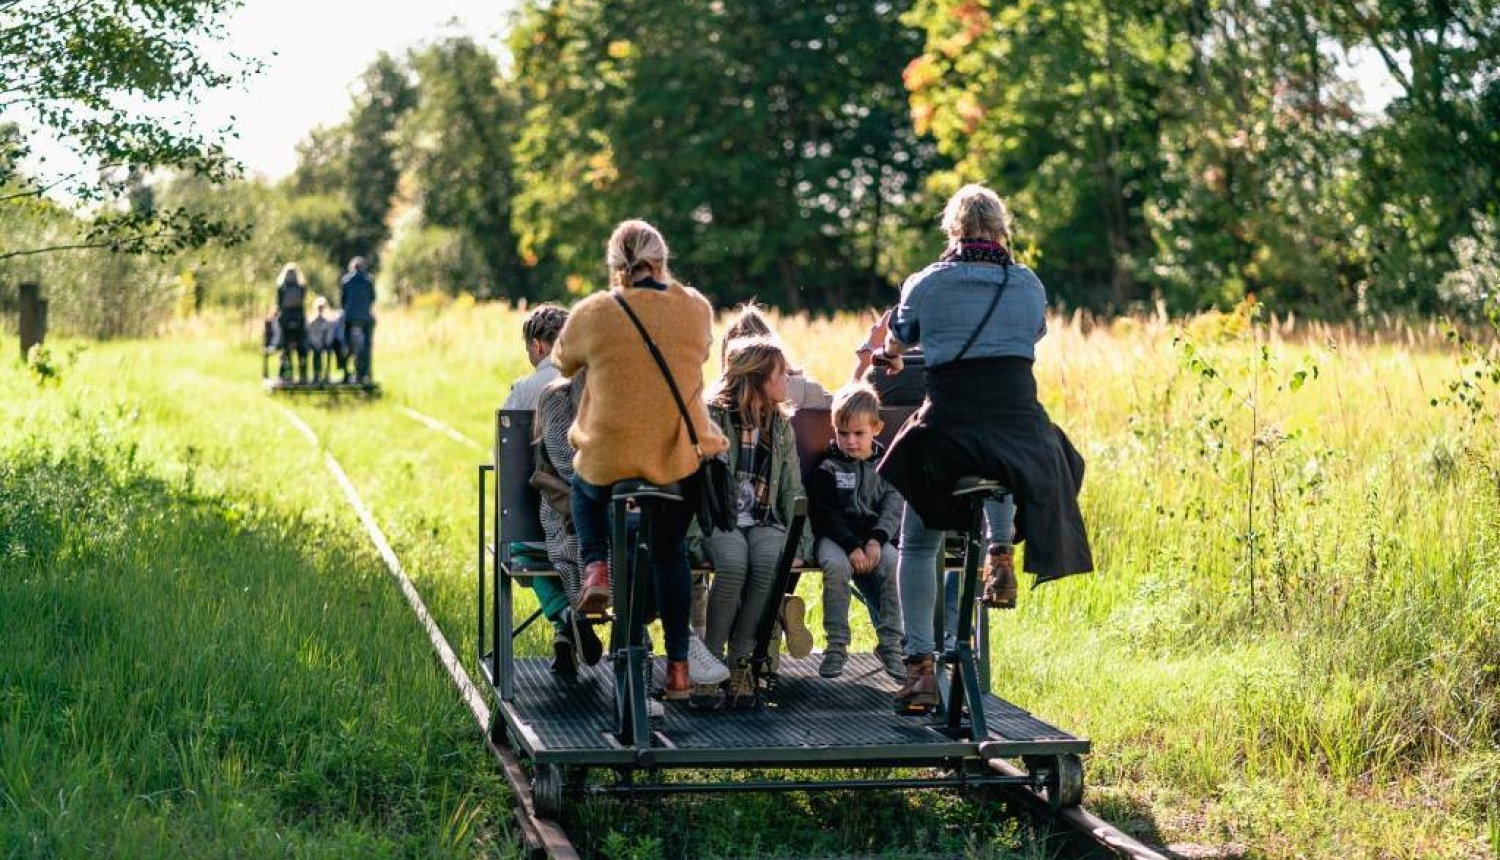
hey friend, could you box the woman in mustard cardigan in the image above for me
[553,219,732,700]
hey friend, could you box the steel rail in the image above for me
[279,405,580,860]
[985,759,1169,860]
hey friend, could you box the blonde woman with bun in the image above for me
[553,219,731,701]
[875,183,1094,713]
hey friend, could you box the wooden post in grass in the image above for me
[19,282,47,361]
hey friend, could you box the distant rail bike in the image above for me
[260,349,380,396]
[476,406,1087,820]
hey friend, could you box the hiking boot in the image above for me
[877,646,906,682]
[726,661,758,709]
[575,560,611,613]
[662,659,691,700]
[819,647,848,678]
[686,636,730,685]
[688,682,725,710]
[549,630,577,678]
[893,655,939,714]
[568,609,604,667]
[779,595,814,659]
[981,544,1018,609]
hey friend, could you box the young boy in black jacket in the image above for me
[807,384,905,680]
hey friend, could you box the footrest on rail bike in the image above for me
[577,608,612,626]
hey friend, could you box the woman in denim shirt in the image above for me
[874,184,1094,713]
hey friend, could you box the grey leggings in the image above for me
[899,494,1015,658]
[704,525,786,665]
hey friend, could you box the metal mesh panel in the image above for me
[505,655,1079,754]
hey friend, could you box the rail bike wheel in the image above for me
[1024,753,1084,810]
[532,763,564,819]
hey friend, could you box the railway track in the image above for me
[281,403,1170,860]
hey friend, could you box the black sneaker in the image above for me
[550,631,577,678]
[819,648,848,678]
[568,609,604,667]
[878,646,906,682]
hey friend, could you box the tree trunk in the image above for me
[19,282,46,360]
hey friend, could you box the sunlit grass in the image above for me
[3,296,1497,859]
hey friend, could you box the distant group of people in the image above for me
[264,257,377,384]
[502,183,1093,714]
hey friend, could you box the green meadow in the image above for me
[2,299,1496,859]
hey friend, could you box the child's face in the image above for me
[834,414,883,461]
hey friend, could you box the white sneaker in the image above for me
[647,697,665,719]
[687,636,730,685]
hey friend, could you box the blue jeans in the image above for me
[898,495,1015,658]
[571,475,697,661]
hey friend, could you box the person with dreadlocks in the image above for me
[503,304,571,410]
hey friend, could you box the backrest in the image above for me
[788,404,919,480]
[495,409,545,550]
[789,408,833,479]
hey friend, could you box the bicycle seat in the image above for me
[612,479,685,503]
[951,476,1005,497]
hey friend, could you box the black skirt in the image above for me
[877,357,1093,583]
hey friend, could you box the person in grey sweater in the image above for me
[305,297,338,384]
[502,304,569,411]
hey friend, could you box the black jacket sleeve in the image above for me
[870,473,905,546]
[808,464,862,554]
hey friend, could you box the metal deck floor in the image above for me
[498,654,1088,767]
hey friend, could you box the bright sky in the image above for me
[198,0,517,181]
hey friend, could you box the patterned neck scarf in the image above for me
[732,415,775,528]
[941,238,1014,266]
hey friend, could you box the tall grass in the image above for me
[362,298,1499,858]
[5,293,1497,859]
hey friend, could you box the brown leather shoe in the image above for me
[894,655,938,714]
[575,560,611,613]
[981,545,1017,609]
[663,659,691,700]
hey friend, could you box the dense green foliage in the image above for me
[5,2,1498,330]
[506,0,943,309]
[266,0,1496,316]
[903,0,1500,314]
[0,0,249,260]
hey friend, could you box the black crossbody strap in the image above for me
[611,291,704,458]
[952,264,1011,364]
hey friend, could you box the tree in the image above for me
[0,0,252,260]
[399,36,526,299]
[509,0,943,309]
[287,53,417,270]
[903,0,1179,309]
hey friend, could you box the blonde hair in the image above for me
[832,383,882,428]
[277,263,303,286]
[606,219,671,288]
[941,184,1010,243]
[721,301,773,366]
[709,336,789,431]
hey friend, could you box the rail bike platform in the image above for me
[260,351,380,395]
[485,653,1086,767]
[478,408,1089,818]
[262,378,382,395]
